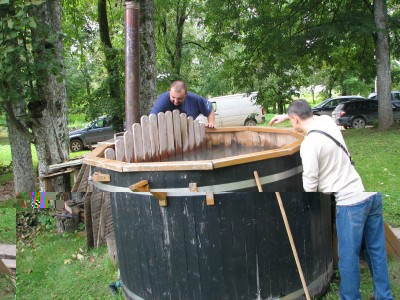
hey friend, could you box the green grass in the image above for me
[17,231,123,300]
[0,208,16,244]
[0,274,15,300]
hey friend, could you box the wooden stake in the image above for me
[253,171,311,300]
[275,192,311,300]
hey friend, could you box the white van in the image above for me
[197,92,265,127]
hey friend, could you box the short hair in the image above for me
[170,80,187,93]
[287,99,313,120]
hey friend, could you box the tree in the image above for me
[373,0,393,129]
[1,0,69,191]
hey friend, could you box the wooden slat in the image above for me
[2,259,15,270]
[173,110,183,156]
[77,164,90,192]
[158,112,168,161]
[187,116,195,152]
[71,164,87,192]
[149,114,160,162]
[141,115,152,162]
[123,130,134,163]
[194,120,201,149]
[180,113,188,154]
[104,148,116,160]
[165,111,175,157]
[115,139,125,162]
[199,122,206,149]
[133,123,145,162]
[84,192,94,248]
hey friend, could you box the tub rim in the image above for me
[83,126,303,172]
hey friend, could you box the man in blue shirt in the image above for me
[151,80,215,128]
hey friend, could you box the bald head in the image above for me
[170,80,188,93]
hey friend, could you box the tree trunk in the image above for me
[98,0,123,131]
[6,101,35,193]
[30,0,69,191]
[373,0,393,129]
[139,0,157,115]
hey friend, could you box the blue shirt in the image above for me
[150,91,213,119]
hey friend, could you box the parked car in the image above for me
[312,96,366,116]
[197,92,265,127]
[368,91,400,101]
[69,116,115,152]
[332,99,400,128]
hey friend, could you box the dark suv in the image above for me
[332,99,400,128]
[312,96,366,116]
[69,116,115,152]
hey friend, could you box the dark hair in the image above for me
[170,80,187,93]
[287,99,313,120]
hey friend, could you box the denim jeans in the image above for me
[336,193,393,300]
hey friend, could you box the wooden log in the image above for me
[149,114,160,162]
[115,139,125,162]
[104,148,115,160]
[194,120,201,149]
[141,115,152,162]
[385,223,400,258]
[123,131,134,163]
[133,123,145,162]
[173,110,183,156]
[165,111,175,157]
[187,116,195,152]
[180,113,189,154]
[158,112,168,161]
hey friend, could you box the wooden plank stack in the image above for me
[103,110,206,162]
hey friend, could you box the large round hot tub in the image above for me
[110,192,333,300]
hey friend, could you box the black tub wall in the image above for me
[111,192,332,300]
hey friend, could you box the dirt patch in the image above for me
[0,181,14,202]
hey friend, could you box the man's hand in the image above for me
[205,122,215,129]
[268,114,289,126]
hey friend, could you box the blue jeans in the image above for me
[336,193,393,300]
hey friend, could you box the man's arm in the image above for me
[206,107,215,128]
[300,143,319,192]
[269,114,289,126]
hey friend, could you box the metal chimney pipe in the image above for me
[125,1,140,130]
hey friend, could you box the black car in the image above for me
[368,91,400,101]
[332,99,400,128]
[312,96,366,117]
[69,116,115,152]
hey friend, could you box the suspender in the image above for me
[308,130,354,165]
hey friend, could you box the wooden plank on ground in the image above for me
[0,245,16,259]
[173,110,182,156]
[2,259,15,270]
[180,113,188,154]
[165,111,175,157]
[158,112,168,161]
[149,114,160,162]
[385,223,400,258]
[0,258,11,275]
[133,123,145,162]
[115,139,125,162]
[104,148,115,160]
[187,116,195,152]
[123,131,134,163]
[141,115,152,162]
[194,120,201,149]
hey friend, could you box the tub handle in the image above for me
[129,180,167,206]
